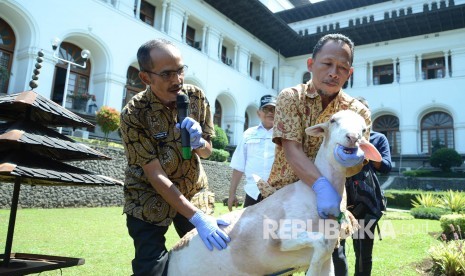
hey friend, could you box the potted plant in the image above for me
[96,106,120,141]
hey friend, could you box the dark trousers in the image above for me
[333,221,376,276]
[243,193,263,208]
[126,213,194,276]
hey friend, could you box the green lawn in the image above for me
[0,205,440,275]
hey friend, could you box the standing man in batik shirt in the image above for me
[120,39,230,276]
[266,33,371,220]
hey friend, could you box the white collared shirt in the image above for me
[230,123,275,200]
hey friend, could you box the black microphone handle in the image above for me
[177,95,191,159]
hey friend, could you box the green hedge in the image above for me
[402,170,465,178]
[385,190,448,209]
[410,206,451,220]
[207,148,229,162]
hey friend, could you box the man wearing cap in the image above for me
[227,95,277,210]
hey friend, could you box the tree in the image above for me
[431,138,445,154]
[211,125,229,150]
[430,148,463,172]
[96,106,120,141]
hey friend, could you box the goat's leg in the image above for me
[279,231,332,276]
[279,231,335,276]
[319,258,334,275]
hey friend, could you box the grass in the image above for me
[0,205,441,275]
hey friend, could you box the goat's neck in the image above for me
[314,148,346,196]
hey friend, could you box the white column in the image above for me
[451,48,465,77]
[279,65,297,89]
[238,47,249,74]
[399,55,416,83]
[393,58,397,83]
[182,13,189,44]
[234,44,239,70]
[218,35,224,60]
[260,60,264,83]
[367,62,372,86]
[399,125,418,155]
[161,0,168,33]
[201,25,208,53]
[352,61,367,88]
[444,50,450,78]
[455,123,465,154]
[417,54,423,80]
[224,116,245,145]
[206,27,220,60]
[246,53,251,75]
[135,0,141,19]
[93,72,126,111]
[166,3,184,41]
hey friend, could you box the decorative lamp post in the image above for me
[51,37,91,109]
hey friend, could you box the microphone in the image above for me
[177,93,192,159]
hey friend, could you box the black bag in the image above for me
[345,165,386,222]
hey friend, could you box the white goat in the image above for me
[168,110,382,276]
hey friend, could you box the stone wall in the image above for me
[386,176,465,191]
[0,146,243,209]
[4,145,462,209]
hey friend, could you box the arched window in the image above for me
[124,66,145,107]
[244,111,249,131]
[51,42,92,113]
[302,72,311,84]
[421,111,454,154]
[373,115,400,155]
[0,18,16,95]
[214,100,222,127]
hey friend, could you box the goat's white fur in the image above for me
[168,110,381,276]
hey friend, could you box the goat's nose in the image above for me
[346,133,360,144]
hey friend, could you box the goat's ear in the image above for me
[305,122,327,137]
[359,138,382,162]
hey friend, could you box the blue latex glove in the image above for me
[176,117,205,149]
[312,177,342,219]
[189,211,231,251]
[333,145,364,167]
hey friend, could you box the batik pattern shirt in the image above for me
[268,81,371,191]
[120,84,214,226]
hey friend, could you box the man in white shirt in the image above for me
[228,95,276,210]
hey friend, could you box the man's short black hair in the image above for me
[312,34,355,65]
[137,38,176,72]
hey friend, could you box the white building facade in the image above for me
[1,0,464,170]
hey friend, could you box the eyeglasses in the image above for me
[143,65,188,81]
[260,106,275,113]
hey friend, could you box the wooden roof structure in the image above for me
[0,89,121,274]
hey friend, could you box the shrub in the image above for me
[410,207,451,220]
[411,193,441,208]
[440,214,465,237]
[430,148,462,172]
[429,238,465,275]
[211,125,228,150]
[96,106,120,140]
[431,138,446,154]
[207,148,229,162]
[438,190,465,213]
[402,169,432,177]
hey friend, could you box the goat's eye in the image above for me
[362,128,367,133]
[330,118,336,123]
